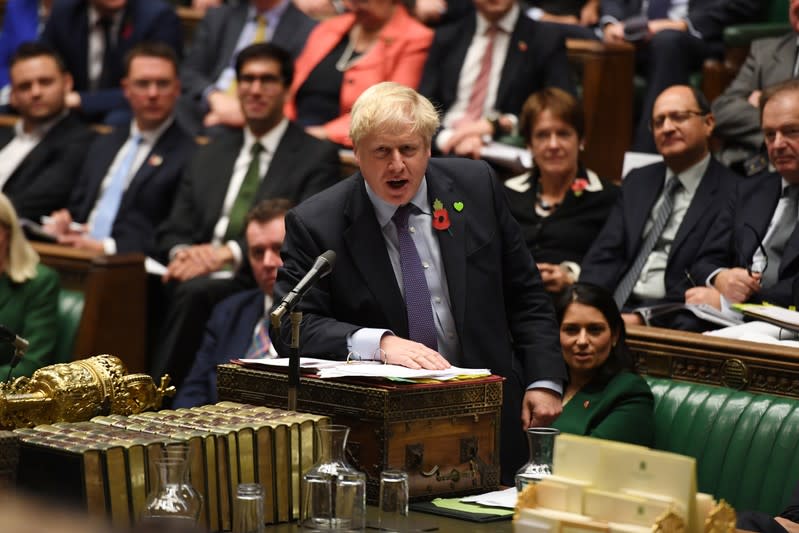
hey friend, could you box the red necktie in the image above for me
[459,25,499,126]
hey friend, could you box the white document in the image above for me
[460,487,518,509]
[704,320,799,347]
[480,142,532,172]
[622,152,663,179]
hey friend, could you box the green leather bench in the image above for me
[54,289,84,364]
[646,376,799,516]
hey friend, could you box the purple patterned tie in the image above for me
[392,204,438,351]
[244,316,272,359]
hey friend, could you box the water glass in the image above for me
[233,483,264,533]
[378,470,409,532]
[302,473,333,530]
[335,471,366,531]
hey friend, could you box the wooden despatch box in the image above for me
[216,363,503,503]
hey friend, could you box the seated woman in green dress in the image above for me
[552,282,654,446]
[0,193,59,379]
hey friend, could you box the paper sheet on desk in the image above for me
[460,487,518,509]
[704,320,799,347]
[233,357,491,381]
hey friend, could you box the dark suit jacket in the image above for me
[0,113,95,221]
[580,157,740,305]
[600,0,765,42]
[552,371,654,447]
[418,11,575,124]
[68,120,196,255]
[180,2,316,114]
[173,288,264,408]
[40,0,182,121]
[273,157,568,480]
[691,171,799,307]
[156,121,340,262]
[504,169,619,265]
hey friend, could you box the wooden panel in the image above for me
[32,243,147,373]
[567,39,635,182]
[627,324,799,398]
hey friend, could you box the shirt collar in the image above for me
[249,0,290,24]
[665,153,710,195]
[130,114,174,145]
[245,118,289,155]
[262,293,274,316]
[16,109,69,139]
[476,2,518,36]
[365,177,431,228]
[88,6,123,27]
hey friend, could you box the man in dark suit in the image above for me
[580,85,740,325]
[273,82,567,483]
[0,43,94,221]
[40,0,182,124]
[152,43,339,388]
[178,0,316,133]
[686,79,799,312]
[173,198,289,408]
[712,0,799,168]
[600,0,764,153]
[418,0,575,159]
[44,43,194,257]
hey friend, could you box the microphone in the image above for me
[271,250,336,323]
[0,324,28,358]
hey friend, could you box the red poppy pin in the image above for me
[518,41,528,52]
[121,23,133,40]
[571,178,589,197]
[432,199,451,232]
[148,154,163,167]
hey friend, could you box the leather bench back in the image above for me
[55,289,84,364]
[646,377,799,515]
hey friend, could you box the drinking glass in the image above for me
[378,470,408,532]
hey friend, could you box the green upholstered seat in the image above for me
[646,377,799,516]
[55,289,84,364]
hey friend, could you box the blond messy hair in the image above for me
[349,82,440,147]
[0,193,39,283]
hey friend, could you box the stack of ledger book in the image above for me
[13,402,329,531]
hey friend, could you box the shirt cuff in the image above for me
[684,17,702,39]
[168,244,190,261]
[225,240,243,270]
[526,6,545,20]
[706,268,725,288]
[436,128,454,152]
[103,238,117,255]
[526,379,563,396]
[560,261,581,283]
[347,328,393,361]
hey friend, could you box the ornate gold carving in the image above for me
[720,359,748,390]
[705,499,736,533]
[652,509,685,533]
[0,355,173,429]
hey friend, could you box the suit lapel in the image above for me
[206,130,245,220]
[84,128,128,210]
[773,34,797,81]
[230,293,265,357]
[426,169,467,332]
[123,123,178,203]
[259,123,299,198]
[670,159,720,257]
[626,165,666,254]
[496,17,527,107]
[221,5,250,71]
[342,177,408,335]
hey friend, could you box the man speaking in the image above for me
[272,82,567,482]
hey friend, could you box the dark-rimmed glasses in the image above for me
[649,110,706,131]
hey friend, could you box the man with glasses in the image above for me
[687,79,799,312]
[581,84,739,325]
[152,42,339,388]
[44,42,194,256]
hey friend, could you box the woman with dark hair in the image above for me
[551,282,654,446]
[504,88,618,295]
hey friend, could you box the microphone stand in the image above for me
[270,309,303,411]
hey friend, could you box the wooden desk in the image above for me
[627,324,799,398]
[32,242,147,373]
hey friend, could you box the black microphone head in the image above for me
[317,250,336,278]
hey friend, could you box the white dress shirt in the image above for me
[0,110,68,190]
[87,7,123,90]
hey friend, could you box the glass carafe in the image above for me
[515,427,560,492]
[140,443,203,527]
[301,424,366,531]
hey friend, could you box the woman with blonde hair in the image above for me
[0,193,59,379]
